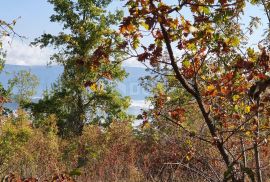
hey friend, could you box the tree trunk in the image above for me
[159,22,240,182]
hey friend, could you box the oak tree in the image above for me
[119,0,270,181]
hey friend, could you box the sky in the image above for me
[0,0,143,67]
[0,0,268,66]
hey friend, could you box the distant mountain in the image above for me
[1,64,151,115]
[118,67,149,100]
[0,64,63,97]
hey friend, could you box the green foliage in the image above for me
[27,78,131,136]
[9,70,39,105]
[28,0,130,137]
[0,110,33,165]
[0,110,62,179]
[0,43,13,116]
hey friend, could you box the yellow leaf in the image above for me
[186,155,191,161]
[201,75,206,80]
[205,27,214,35]
[245,106,251,113]
[132,38,140,49]
[90,83,98,92]
[144,122,150,129]
[141,22,149,30]
[245,131,251,136]
[230,37,240,47]
[182,59,191,68]
[232,95,240,102]
[207,84,215,92]
[169,19,179,29]
[186,42,196,51]
[225,37,240,47]
[234,105,239,111]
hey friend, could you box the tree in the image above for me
[9,70,39,106]
[0,18,19,115]
[0,50,10,116]
[30,0,131,137]
[119,0,270,181]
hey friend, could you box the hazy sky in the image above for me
[0,0,268,66]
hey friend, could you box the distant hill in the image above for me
[0,64,63,97]
[1,64,151,115]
